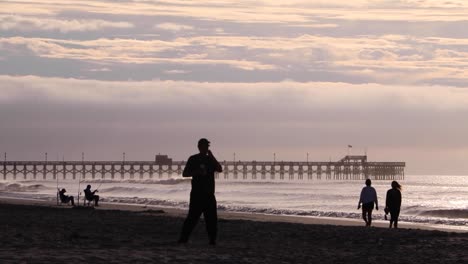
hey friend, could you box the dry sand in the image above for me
[0,197,467,263]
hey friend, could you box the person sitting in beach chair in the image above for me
[84,185,99,206]
[58,188,75,206]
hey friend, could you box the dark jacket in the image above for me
[183,153,222,195]
[386,188,402,210]
[59,190,68,202]
[84,189,96,200]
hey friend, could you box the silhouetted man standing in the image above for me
[178,138,222,245]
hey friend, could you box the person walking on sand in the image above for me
[178,138,222,245]
[385,181,402,229]
[358,179,378,227]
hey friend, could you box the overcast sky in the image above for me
[1,0,468,174]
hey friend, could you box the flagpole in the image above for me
[347,145,352,156]
[78,152,83,206]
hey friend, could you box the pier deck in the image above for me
[1,156,405,181]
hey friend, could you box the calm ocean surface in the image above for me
[1,175,467,231]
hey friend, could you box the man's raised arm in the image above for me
[208,150,222,173]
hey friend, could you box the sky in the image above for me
[1,0,468,174]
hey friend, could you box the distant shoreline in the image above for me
[1,195,465,233]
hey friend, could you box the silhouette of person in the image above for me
[385,181,402,228]
[84,185,99,206]
[178,138,222,245]
[358,179,378,227]
[59,188,75,206]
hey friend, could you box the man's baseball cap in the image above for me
[198,138,210,145]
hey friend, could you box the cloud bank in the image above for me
[1,75,468,174]
[0,15,133,32]
[2,0,468,173]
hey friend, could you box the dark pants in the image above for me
[362,202,374,227]
[86,195,99,206]
[61,196,75,206]
[389,208,400,228]
[179,192,217,243]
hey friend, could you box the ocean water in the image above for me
[0,175,467,231]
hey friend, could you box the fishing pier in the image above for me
[0,155,404,181]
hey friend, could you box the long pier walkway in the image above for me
[0,155,404,181]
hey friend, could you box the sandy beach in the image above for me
[0,198,466,264]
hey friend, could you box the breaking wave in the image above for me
[79,178,189,185]
[215,205,468,226]
[2,175,467,229]
[414,209,468,219]
[0,182,46,192]
[46,194,466,227]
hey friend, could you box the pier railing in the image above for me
[0,156,405,181]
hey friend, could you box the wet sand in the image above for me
[0,198,467,263]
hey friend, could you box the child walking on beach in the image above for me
[385,181,402,228]
[357,179,378,227]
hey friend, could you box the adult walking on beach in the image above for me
[357,179,378,227]
[178,138,222,245]
[385,181,402,228]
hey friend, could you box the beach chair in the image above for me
[56,190,64,206]
[83,196,94,206]
[83,191,96,207]
[57,189,72,206]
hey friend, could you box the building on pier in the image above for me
[155,154,172,165]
